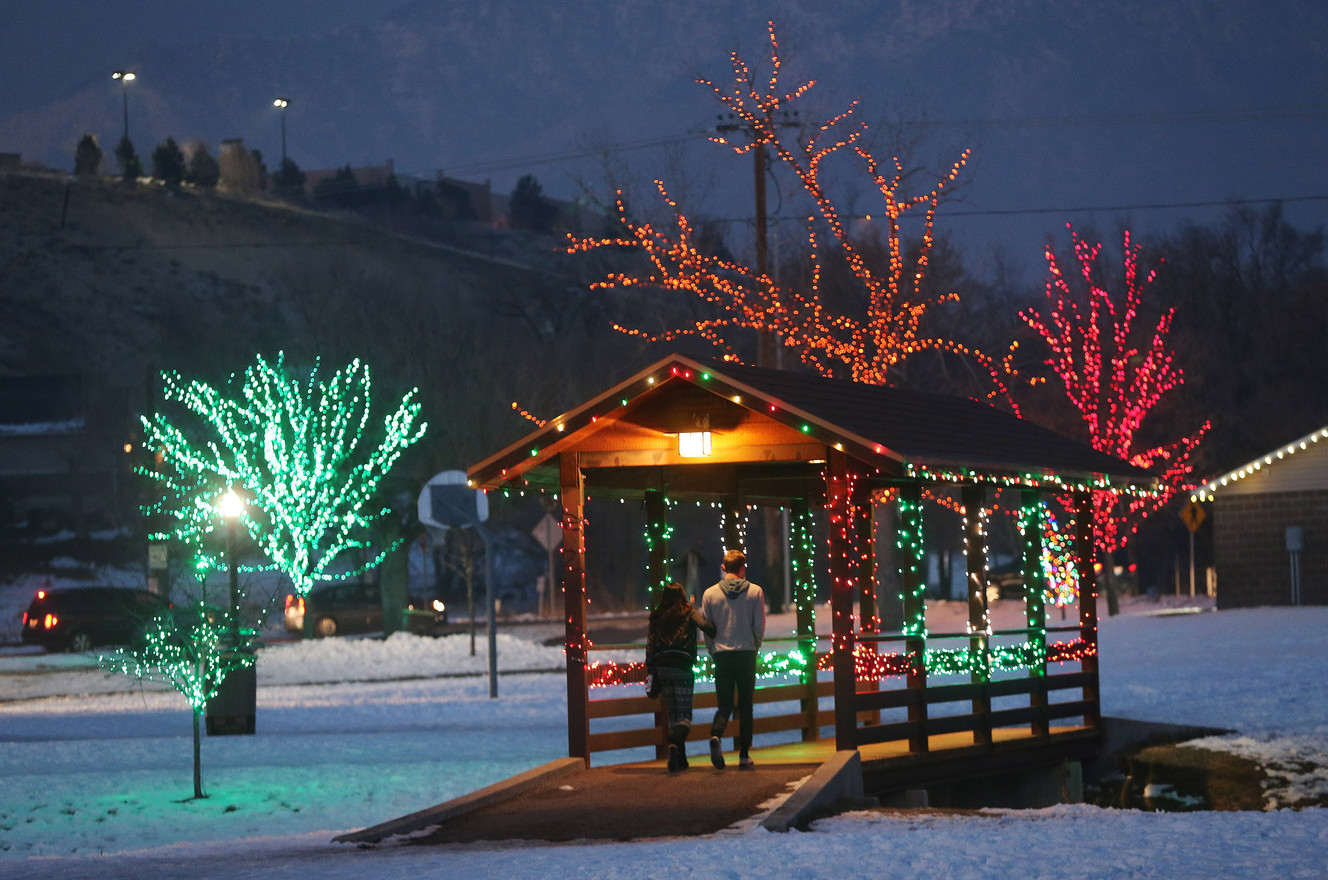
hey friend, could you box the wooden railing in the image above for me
[581,625,1098,759]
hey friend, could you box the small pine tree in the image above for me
[186,143,220,188]
[114,134,142,181]
[271,157,306,197]
[312,166,360,209]
[152,136,186,186]
[74,134,103,176]
[509,174,559,233]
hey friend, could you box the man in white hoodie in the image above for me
[701,548,765,769]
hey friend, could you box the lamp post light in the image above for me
[219,489,245,647]
[273,97,289,166]
[112,70,136,141]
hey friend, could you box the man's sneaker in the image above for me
[738,756,756,771]
[667,744,682,772]
[709,736,726,769]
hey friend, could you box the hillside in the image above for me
[0,171,669,471]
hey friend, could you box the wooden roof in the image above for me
[467,354,1155,498]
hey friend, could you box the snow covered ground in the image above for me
[3,592,1328,879]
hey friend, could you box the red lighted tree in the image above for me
[568,22,1012,401]
[1021,225,1209,609]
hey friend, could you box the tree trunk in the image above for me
[379,519,409,637]
[1100,560,1121,617]
[192,708,204,799]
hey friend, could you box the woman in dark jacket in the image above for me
[646,582,716,772]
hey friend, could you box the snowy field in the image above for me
[3,592,1328,880]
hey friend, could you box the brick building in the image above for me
[1193,426,1328,608]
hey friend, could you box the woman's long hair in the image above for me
[648,582,693,645]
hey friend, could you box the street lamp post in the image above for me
[112,70,136,141]
[219,490,245,647]
[273,98,289,166]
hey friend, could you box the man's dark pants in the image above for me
[710,650,757,758]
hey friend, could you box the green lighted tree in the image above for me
[140,354,428,629]
[99,607,253,799]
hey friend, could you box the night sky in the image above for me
[4,1,1327,271]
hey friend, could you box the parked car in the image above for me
[21,587,172,653]
[286,583,446,638]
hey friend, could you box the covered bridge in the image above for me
[467,354,1155,789]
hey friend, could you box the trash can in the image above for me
[206,648,257,735]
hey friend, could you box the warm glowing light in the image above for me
[678,431,712,457]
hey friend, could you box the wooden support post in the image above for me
[643,487,670,760]
[898,482,929,753]
[643,488,670,607]
[853,482,880,725]
[962,484,992,746]
[560,454,590,764]
[827,449,858,751]
[791,499,819,741]
[1022,488,1050,738]
[1075,491,1102,729]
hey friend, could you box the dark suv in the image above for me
[298,583,446,638]
[21,586,172,653]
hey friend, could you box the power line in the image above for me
[933,193,1328,219]
[700,194,1328,225]
[409,106,1328,182]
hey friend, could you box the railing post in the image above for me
[1022,488,1050,738]
[1075,491,1101,729]
[561,453,590,764]
[962,484,992,746]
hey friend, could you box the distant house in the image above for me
[1192,426,1328,608]
[0,375,132,534]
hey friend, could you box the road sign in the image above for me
[1180,501,1206,533]
[418,470,489,529]
[531,513,563,551]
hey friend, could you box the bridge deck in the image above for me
[340,725,1096,845]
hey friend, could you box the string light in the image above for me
[564,21,1015,403]
[1021,226,1209,558]
[1192,426,1328,501]
[139,353,428,598]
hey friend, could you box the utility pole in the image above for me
[716,108,799,612]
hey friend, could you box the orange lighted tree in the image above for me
[1022,226,1209,571]
[568,22,1012,401]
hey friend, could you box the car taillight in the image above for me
[285,594,304,614]
[36,590,46,600]
[43,613,59,629]
[21,611,27,626]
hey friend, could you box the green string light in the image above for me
[140,352,428,598]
